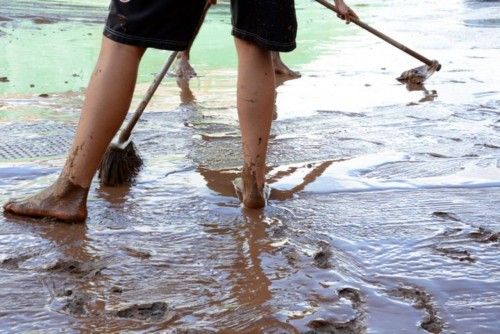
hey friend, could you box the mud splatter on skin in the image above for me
[233,164,269,209]
[389,287,444,334]
[238,93,257,104]
[65,142,86,182]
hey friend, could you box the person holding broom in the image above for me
[3,0,358,222]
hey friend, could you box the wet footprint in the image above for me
[433,247,475,263]
[120,246,152,259]
[60,291,93,316]
[44,257,109,278]
[282,246,300,267]
[42,279,101,317]
[111,302,174,323]
[0,253,33,269]
[306,287,366,334]
[313,242,333,269]
[429,212,499,263]
[469,227,499,243]
[388,286,444,334]
[432,211,461,222]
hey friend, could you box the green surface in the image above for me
[0,0,365,95]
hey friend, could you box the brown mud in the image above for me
[306,288,366,334]
[313,242,333,269]
[113,302,174,323]
[1,0,499,332]
[389,286,444,334]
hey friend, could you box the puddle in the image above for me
[1,0,499,332]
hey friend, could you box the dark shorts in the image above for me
[104,0,297,52]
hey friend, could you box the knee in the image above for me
[235,37,270,59]
[103,36,147,60]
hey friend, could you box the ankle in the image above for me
[242,165,265,189]
[52,177,90,203]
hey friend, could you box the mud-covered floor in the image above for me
[0,0,499,333]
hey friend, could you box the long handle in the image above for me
[118,1,212,144]
[118,51,178,143]
[314,0,440,70]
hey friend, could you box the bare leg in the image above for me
[3,37,146,222]
[234,38,275,209]
[272,52,301,78]
[175,51,197,78]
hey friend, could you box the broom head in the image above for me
[397,60,441,85]
[98,140,143,186]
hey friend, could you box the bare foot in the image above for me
[233,167,270,209]
[272,52,301,78]
[175,58,197,79]
[3,177,89,222]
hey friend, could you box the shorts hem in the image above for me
[232,27,296,52]
[103,26,189,51]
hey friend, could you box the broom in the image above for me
[98,2,212,186]
[314,0,441,84]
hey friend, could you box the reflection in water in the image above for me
[36,221,93,262]
[176,76,196,105]
[269,160,335,201]
[404,81,438,103]
[230,209,272,306]
[197,160,336,202]
[96,184,132,206]
[1,0,499,332]
[198,166,239,197]
[204,208,299,332]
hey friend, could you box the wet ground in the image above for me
[1,0,499,333]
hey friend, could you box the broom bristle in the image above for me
[98,141,143,186]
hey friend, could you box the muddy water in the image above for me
[1,0,499,333]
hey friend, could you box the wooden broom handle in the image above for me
[314,0,441,70]
[119,1,212,144]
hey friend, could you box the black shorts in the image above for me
[104,0,297,52]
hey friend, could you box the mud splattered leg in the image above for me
[3,37,145,221]
[234,38,275,209]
